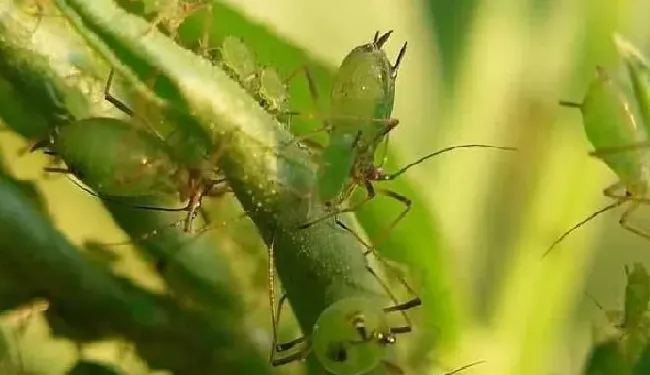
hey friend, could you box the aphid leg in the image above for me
[558,100,583,109]
[285,64,320,112]
[542,182,632,258]
[43,166,72,174]
[301,180,411,247]
[377,144,517,182]
[143,0,208,41]
[587,142,650,158]
[600,183,650,241]
[195,2,213,56]
[267,229,310,366]
[335,219,421,334]
[279,65,329,149]
[617,200,650,241]
[103,69,135,117]
[366,263,420,335]
[297,183,373,229]
[368,117,400,169]
[370,188,412,247]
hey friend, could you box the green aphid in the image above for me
[256,66,291,124]
[32,71,229,233]
[211,37,292,125]
[616,35,650,130]
[316,30,405,206]
[545,64,650,256]
[300,31,515,242]
[217,35,258,94]
[311,297,399,375]
[590,263,650,366]
[40,117,179,196]
[266,229,422,374]
[623,263,650,330]
[143,0,210,44]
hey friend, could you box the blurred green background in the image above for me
[2,0,650,374]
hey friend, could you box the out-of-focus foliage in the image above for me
[2,0,650,375]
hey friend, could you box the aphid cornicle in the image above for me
[299,31,515,242]
[544,64,650,256]
[32,70,229,233]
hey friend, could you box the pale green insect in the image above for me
[255,66,291,124]
[204,36,294,125]
[298,31,515,244]
[141,0,211,43]
[266,226,421,374]
[544,65,650,256]
[33,70,229,233]
[589,263,650,365]
[215,35,258,94]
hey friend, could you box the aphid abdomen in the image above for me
[55,117,178,197]
[330,45,394,141]
[582,68,648,189]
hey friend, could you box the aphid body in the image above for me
[45,117,180,197]
[267,225,421,374]
[545,65,650,255]
[217,35,258,95]
[311,297,397,375]
[303,32,514,235]
[317,30,404,205]
[32,70,229,233]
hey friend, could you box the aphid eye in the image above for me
[327,342,348,363]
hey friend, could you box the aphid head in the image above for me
[30,129,59,155]
[312,297,395,375]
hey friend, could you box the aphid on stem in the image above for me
[544,60,650,257]
[32,69,231,236]
[287,30,515,246]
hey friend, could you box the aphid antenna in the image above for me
[103,69,170,142]
[542,199,626,258]
[441,360,486,375]
[378,144,518,182]
[62,174,192,213]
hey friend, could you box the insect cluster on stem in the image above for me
[27,4,519,373]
